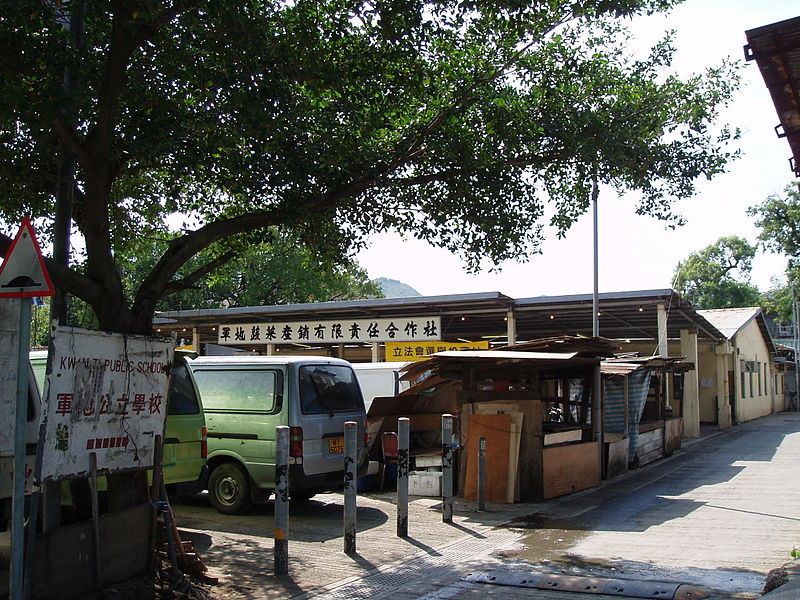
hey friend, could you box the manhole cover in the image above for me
[464,569,709,600]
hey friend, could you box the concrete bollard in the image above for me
[343,421,357,554]
[442,414,454,523]
[274,426,289,575]
[397,417,410,537]
[477,437,486,511]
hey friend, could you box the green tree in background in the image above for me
[118,232,382,311]
[750,184,800,257]
[673,236,761,309]
[0,0,740,335]
[748,183,800,322]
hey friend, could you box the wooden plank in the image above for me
[458,403,473,497]
[31,503,152,598]
[507,417,522,503]
[542,441,600,500]
[605,436,629,480]
[472,402,524,503]
[664,417,683,456]
[517,399,544,502]
[463,414,511,503]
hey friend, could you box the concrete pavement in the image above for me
[173,412,800,600]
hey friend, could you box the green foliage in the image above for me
[0,0,741,333]
[117,232,383,310]
[673,236,761,309]
[750,184,800,257]
[757,262,800,324]
[748,184,800,323]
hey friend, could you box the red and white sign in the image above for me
[40,326,175,481]
[0,218,54,298]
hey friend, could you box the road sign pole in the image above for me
[343,422,357,554]
[274,426,289,575]
[10,297,31,600]
[442,414,454,523]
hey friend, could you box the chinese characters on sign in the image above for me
[384,340,490,362]
[40,326,174,482]
[217,317,442,345]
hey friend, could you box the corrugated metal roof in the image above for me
[697,307,762,339]
[154,288,726,349]
[745,16,800,176]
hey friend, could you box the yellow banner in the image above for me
[385,340,489,362]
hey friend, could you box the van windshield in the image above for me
[192,369,278,413]
[299,365,364,415]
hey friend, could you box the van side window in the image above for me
[167,362,201,415]
[299,366,364,414]
[193,369,278,412]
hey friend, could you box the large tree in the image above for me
[0,0,740,334]
[749,184,800,258]
[748,183,800,322]
[673,236,761,309]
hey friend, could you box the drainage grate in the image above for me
[464,569,710,600]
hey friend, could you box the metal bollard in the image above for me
[442,414,454,523]
[477,437,486,511]
[343,421,357,554]
[274,426,290,575]
[397,418,410,537]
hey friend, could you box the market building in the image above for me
[155,288,786,438]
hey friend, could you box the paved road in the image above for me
[172,413,800,600]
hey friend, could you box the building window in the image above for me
[757,362,761,396]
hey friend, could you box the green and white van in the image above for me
[187,355,368,514]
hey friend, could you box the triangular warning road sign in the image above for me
[0,218,55,298]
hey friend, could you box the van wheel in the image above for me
[290,491,316,502]
[209,463,253,515]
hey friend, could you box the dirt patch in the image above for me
[763,567,788,594]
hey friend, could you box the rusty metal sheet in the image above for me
[464,569,710,600]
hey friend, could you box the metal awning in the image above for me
[745,15,800,176]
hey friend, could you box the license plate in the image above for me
[328,437,344,455]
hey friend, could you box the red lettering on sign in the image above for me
[115,395,129,415]
[55,393,73,415]
[132,394,146,414]
[149,394,163,414]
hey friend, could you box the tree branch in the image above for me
[131,207,293,316]
[161,250,237,297]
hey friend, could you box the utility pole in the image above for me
[42,0,85,533]
[591,177,604,479]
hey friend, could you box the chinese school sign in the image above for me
[385,340,490,362]
[218,316,442,345]
[40,327,174,481]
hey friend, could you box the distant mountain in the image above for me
[374,277,422,298]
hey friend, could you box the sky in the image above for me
[356,0,799,299]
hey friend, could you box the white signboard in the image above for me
[218,316,442,345]
[40,326,175,481]
[0,299,21,455]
